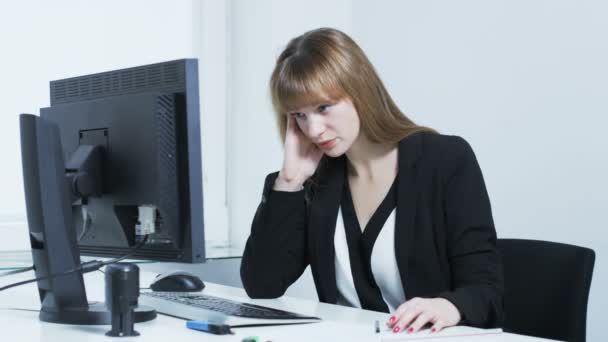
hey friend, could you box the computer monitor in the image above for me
[40,59,205,263]
[19,59,205,324]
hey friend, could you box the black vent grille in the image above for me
[50,60,186,105]
[156,94,180,238]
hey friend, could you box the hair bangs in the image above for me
[272,57,346,115]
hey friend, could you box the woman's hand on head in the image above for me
[274,116,324,191]
[385,297,461,334]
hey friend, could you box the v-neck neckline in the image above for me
[338,171,398,313]
[342,176,398,237]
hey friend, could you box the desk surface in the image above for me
[0,270,557,342]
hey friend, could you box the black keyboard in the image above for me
[141,292,320,320]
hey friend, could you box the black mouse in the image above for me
[150,271,205,292]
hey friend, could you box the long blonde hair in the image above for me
[270,27,435,145]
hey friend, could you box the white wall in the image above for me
[196,0,231,248]
[0,0,230,250]
[226,1,607,340]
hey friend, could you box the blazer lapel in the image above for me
[308,156,345,303]
[395,133,424,298]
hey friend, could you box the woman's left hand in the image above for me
[386,297,461,334]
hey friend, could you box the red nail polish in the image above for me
[393,326,400,333]
[408,327,414,333]
[431,328,437,333]
[390,316,396,323]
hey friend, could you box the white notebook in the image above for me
[380,326,503,341]
[234,322,503,342]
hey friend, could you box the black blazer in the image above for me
[240,132,504,328]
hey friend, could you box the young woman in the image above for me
[240,28,503,334]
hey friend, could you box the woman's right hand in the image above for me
[273,116,324,191]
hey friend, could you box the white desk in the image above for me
[0,270,558,342]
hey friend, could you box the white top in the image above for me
[334,206,406,312]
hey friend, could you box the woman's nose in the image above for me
[306,114,325,138]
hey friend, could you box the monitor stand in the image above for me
[40,303,156,325]
[20,114,156,325]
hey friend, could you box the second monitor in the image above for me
[40,59,205,263]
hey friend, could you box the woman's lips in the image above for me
[318,138,337,150]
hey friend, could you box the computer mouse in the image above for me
[150,271,205,292]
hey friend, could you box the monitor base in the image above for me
[39,303,156,325]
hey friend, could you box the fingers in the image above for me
[281,115,322,183]
[285,115,296,139]
[285,115,309,147]
[430,320,447,333]
[408,312,434,333]
[386,297,454,334]
[386,297,420,328]
[392,306,423,333]
[286,114,295,129]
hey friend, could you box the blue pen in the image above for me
[186,320,233,335]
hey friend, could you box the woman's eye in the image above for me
[318,104,330,113]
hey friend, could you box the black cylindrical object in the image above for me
[105,262,140,337]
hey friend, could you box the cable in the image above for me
[0,308,39,313]
[0,266,35,278]
[100,235,149,266]
[0,264,89,292]
[78,205,92,242]
[0,235,149,292]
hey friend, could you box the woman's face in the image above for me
[288,97,360,157]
